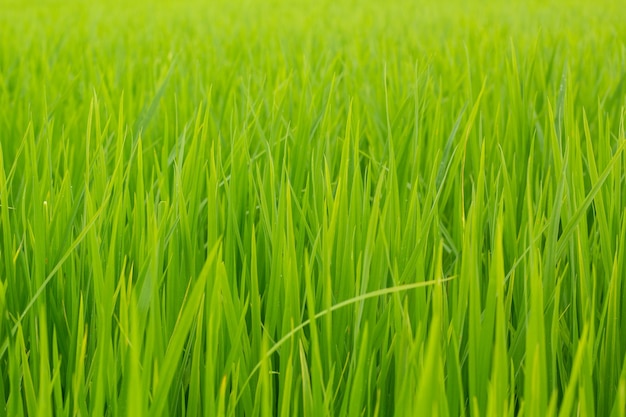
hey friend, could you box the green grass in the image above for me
[1,0,626,415]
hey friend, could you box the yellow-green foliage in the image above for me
[0,0,625,415]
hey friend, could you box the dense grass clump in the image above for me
[1,0,626,415]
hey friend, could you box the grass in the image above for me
[1,0,626,415]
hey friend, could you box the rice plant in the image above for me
[1,0,625,415]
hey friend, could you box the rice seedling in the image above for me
[1,0,625,415]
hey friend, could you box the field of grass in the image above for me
[1,0,626,415]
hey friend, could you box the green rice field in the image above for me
[1,0,626,415]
